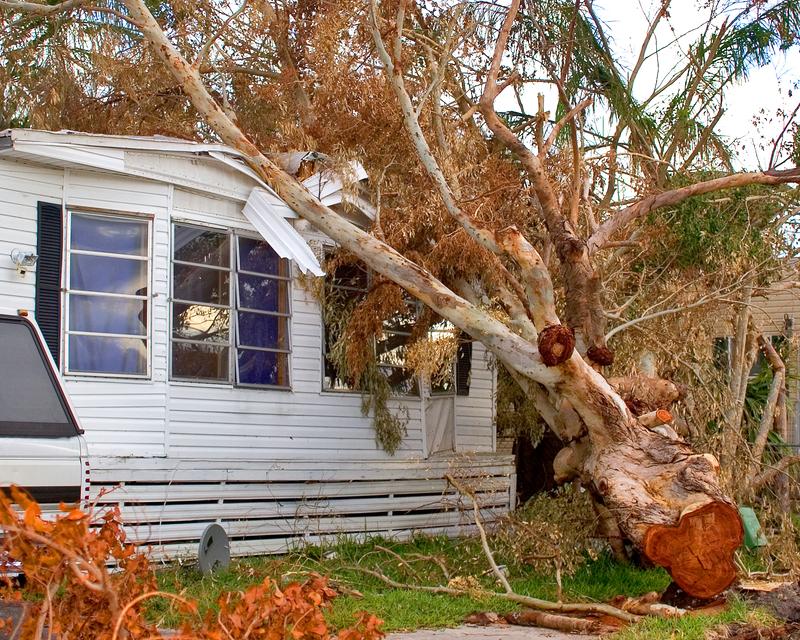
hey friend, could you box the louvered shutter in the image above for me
[35,202,64,364]
[455,340,472,396]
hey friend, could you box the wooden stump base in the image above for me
[644,502,743,599]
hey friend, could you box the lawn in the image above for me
[144,534,766,636]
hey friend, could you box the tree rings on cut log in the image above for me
[587,345,615,366]
[644,502,743,599]
[538,324,575,366]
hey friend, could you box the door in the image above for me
[425,392,455,455]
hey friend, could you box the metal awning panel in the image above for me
[242,188,324,276]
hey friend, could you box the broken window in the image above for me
[322,257,470,396]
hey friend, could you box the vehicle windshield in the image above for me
[0,315,80,437]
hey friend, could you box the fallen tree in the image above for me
[3,0,800,597]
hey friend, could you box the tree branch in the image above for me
[369,0,563,332]
[751,455,800,492]
[0,0,88,14]
[368,0,497,254]
[193,1,248,70]
[199,63,280,79]
[748,335,786,483]
[342,564,639,622]
[542,97,593,155]
[476,1,610,359]
[588,168,800,254]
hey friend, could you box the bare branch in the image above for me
[341,565,639,622]
[200,63,280,79]
[605,279,755,341]
[445,474,512,594]
[749,335,786,480]
[543,97,593,155]
[751,455,800,492]
[475,1,612,358]
[369,0,497,254]
[193,1,248,70]
[629,1,671,87]
[678,102,725,172]
[769,100,800,170]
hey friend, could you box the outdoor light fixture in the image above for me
[10,249,38,275]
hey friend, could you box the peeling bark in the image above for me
[609,375,682,416]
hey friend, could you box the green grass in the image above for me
[614,597,776,640]
[146,535,675,633]
[144,535,777,638]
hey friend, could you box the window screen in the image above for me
[0,316,80,437]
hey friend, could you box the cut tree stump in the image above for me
[644,502,743,599]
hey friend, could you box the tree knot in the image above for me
[587,345,615,367]
[537,324,575,366]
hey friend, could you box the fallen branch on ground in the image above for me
[336,473,641,623]
[504,609,614,634]
[342,565,640,622]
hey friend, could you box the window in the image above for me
[377,299,420,395]
[428,319,457,396]
[171,224,291,388]
[321,258,417,395]
[323,259,370,391]
[65,212,150,376]
[714,334,789,379]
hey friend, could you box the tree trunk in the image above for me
[555,361,743,598]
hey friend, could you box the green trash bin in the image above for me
[738,506,768,550]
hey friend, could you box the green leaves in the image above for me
[647,178,791,270]
[717,0,800,81]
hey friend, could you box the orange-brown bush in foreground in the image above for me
[0,488,383,640]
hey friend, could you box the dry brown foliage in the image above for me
[0,488,384,640]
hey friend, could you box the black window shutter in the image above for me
[455,340,472,396]
[35,201,64,364]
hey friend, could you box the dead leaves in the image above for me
[0,488,384,640]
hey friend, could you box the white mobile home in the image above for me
[0,129,514,558]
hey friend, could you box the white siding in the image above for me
[125,151,255,201]
[89,454,515,559]
[0,159,62,310]
[455,343,496,452]
[0,156,496,462]
[62,169,170,457]
[167,188,425,460]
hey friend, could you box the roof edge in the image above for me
[3,128,240,156]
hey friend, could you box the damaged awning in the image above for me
[242,188,325,277]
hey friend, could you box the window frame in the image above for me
[321,255,370,394]
[63,209,153,379]
[169,222,293,390]
[428,319,458,397]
